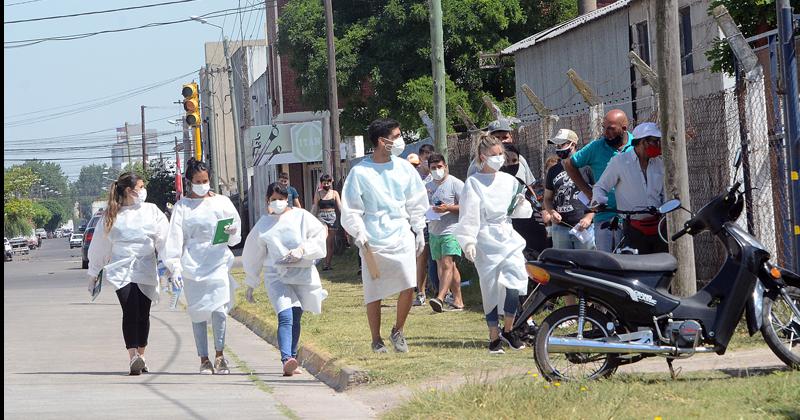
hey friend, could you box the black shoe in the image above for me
[499,330,526,351]
[428,297,443,313]
[488,339,505,354]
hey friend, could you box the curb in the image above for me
[230,306,369,391]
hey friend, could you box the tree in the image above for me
[4,199,35,237]
[73,164,114,219]
[278,0,576,136]
[40,199,71,232]
[31,202,52,229]
[4,167,39,203]
[145,159,178,212]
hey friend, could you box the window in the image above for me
[635,21,650,66]
[679,6,694,75]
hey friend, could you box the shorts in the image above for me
[429,233,462,260]
[318,209,337,229]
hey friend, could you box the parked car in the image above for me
[81,212,104,269]
[69,233,84,249]
[10,236,29,255]
[35,228,47,240]
[4,237,12,262]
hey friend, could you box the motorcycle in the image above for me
[514,155,800,381]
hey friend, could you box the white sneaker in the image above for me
[129,355,145,376]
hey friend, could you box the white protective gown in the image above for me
[87,203,170,304]
[341,156,428,304]
[453,171,529,316]
[242,209,328,314]
[163,194,241,323]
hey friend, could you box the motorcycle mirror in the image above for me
[658,199,681,214]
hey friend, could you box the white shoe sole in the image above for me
[129,357,145,375]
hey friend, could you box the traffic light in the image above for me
[182,82,201,126]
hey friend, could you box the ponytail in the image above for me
[104,172,142,233]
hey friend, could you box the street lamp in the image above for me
[190,15,245,223]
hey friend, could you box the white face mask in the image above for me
[269,199,288,215]
[483,155,505,172]
[132,188,147,205]
[192,182,210,196]
[431,168,446,181]
[385,137,405,156]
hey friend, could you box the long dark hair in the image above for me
[104,172,142,233]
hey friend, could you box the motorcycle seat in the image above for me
[538,249,677,273]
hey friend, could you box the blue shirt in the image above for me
[570,132,634,222]
[287,186,300,207]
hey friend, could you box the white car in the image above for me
[4,237,11,262]
[69,234,84,249]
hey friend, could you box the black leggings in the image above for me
[116,283,152,349]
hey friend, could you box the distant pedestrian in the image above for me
[311,174,342,271]
[417,144,435,183]
[278,172,302,209]
[87,172,169,375]
[564,109,633,252]
[454,133,531,354]
[341,118,428,353]
[243,182,328,376]
[163,159,242,375]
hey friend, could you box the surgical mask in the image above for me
[132,189,147,205]
[192,182,210,196]
[605,134,624,149]
[431,168,446,181]
[645,144,662,158]
[385,137,405,156]
[555,148,572,160]
[269,199,288,215]
[484,155,505,172]
[500,163,519,176]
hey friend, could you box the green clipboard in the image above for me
[212,218,235,245]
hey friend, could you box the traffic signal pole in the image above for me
[223,36,246,222]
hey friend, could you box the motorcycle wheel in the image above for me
[761,286,800,369]
[534,306,619,381]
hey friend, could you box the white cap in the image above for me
[632,122,662,140]
[549,129,578,147]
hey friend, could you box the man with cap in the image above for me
[543,129,595,250]
[466,119,536,188]
[590,122,666,254]
[564,109,633,252]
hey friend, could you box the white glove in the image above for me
[281,246,304,264]
[414,231,426,256]
[223,224,238,235]
[246,286,255,303]
[463,244,477,262]
[354,232,368,249]
[87,276,99,294]
[170,275,184,290]
[510,193,534,219]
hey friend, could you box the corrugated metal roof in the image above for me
[502,0,632,55]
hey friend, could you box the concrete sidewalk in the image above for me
[3,244,373,420]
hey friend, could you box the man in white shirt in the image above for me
[591,122,667,254]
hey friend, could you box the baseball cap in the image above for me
[406,153,420,165]
[632,122,662,140]
[549,129,578,147]
[486,119,513,133]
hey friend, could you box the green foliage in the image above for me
[39,199,71,232]
[30,202,52,229]
[4,167,39,203]
[4,198,36,237]
[19,160,70,198]
[145,160,178,212]
[72,164,120,219]
[278,0,576,135]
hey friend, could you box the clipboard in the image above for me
[212,218,235,245]
[90,269,103,302]
[362,243,381,280]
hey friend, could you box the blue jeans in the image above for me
[192,310,226,358]
[277,307,303,362]
[485,288,520,327]
[551,224,595,250]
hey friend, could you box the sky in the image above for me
[4,0,266,182]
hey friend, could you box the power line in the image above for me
[4,0,44,6]
[4,114,181,144]
[4,4,262,48]
[5,0,198,25]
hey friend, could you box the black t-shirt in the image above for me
[545,161,593,226]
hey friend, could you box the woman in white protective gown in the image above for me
[242,182,328,376]
[87,172,169,375]
[453,132,533,355]
[164,158,241,375]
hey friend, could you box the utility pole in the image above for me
[125,122,132,169]
[141,106,147,165]
[656,0,696,296]
[223,36,246,222]
[777,0,800,269]
[204,67,220,193]
[323,0,338,180]
[428,0,447,157]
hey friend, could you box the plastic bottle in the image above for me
[169,278,182,310]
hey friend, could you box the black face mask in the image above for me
[500,163,519,175]
[555,149,572,160]
[605,135,624,149]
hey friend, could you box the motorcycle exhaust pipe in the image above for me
[548,337,682,355]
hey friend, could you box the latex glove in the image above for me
[414,231,426,256]
[170,275,184,289]
[223,224,238,235]
[463,244,477,262]
[281,247,304,264]
[246,286,255,303]
[87,276,99,294]
[354,232,368,249]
